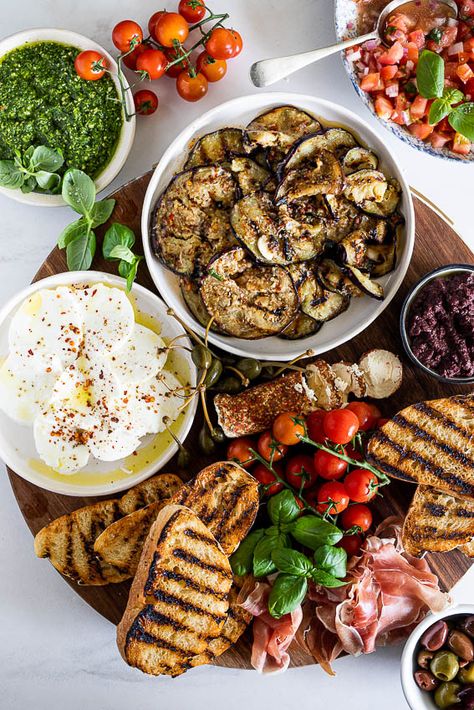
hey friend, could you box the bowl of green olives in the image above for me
[401,606,474,710]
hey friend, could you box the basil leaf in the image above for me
[110,244,136,263]
[118,259,131,278]
[427,27,442,44]
[57,217,89,249]
[35,171,61,192]
[90,198,115,228]
[62,169,96,217]
[230,529,266,576]
[267,489,300,526]
[268,574,307,619]
[444,87,465,105]
[290,516,343,550]
[103,222,136,259]
[0,161,24,189]
[23,146,35,165]
[30,145,63,173]
[311,569,347,588]
[271,548,313,577]
[449,102,474,142]
[20,176,36,193]
[253,533,288,578]
[429,88,465,125]
[416,50,444,99]
[66,229,96,271]
[126,256,142,292]
[314,545,347,578]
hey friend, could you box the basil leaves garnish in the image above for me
[268,575,308,619]
[290,516,342,550]
[416,50,445,99]
[0,144,64,194]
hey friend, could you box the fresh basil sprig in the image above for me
[0,145,64,194]
[102,223,144,291]
[416,50,474,142]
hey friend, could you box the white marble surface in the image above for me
[0,1,473,709]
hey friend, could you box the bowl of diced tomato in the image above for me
[335,0,474,161]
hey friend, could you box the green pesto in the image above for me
[0,41,123,178]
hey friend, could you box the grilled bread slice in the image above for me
[117,504,233,676]
[34,474,183,585]
[367,395,474,499]
[402,485,474,557]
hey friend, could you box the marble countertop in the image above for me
[0,1,472,708]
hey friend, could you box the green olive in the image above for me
[431,651,460,682]
[458,661,474,684]
[434,681,461,709]
[192,344,213,370]
[236,358,262,380]
[204,359,223,387]
[210,426,225,443]
[213,376,242,393]
[198,425,216,455]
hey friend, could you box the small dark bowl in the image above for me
[400,264,474,385]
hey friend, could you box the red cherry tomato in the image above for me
[345,443,363,462]
[337,533,364,557]
[313,448,347,480]
[377,417,389,428]
[344,469,379,503]
[346,401,377,431]
[196,51,227,82]
[156,12,189,47]
[305,488,319,511]
[205,27,238,60]
[272,411,305,446]
[112,20,143,53]
[74,50,107,81]
[178,0,206,22]
[228,29,243,57]
[226,436,255,469]
[133,89,158,115]
[340,504,373,532]
[136,48,167,80]
[257,430,288,462]
[164,47,189,78]
[317,481,349,515]
[253,463,283,496]
[323,408,359,445]
[176,70,208,101]
[367,403,382,420]
[148,11,167,41]
[122,43,148,70]
[306,410,326,444]
[285,454,317,490]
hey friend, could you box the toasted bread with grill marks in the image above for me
[117,504,233,676]
[402,485,474,557]
[34,474,183,585]
[367,395,474,499]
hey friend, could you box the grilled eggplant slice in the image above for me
[367,240,397,277]
[280,128,356,175]
[324,195,360,243]
[307,288,350,321]
[355,213,390,243]
[361,179,401,216]
[151,166,239,276]
[317,259,363,297]
[288,261,349,322]
[345,265,384,300]
[344,169,387,209]
[275,149,344,203]
[342,147,378,174]
[229,156,274,196]
[279,311,322,339]
[180,277,225,333]
[185,128,245,168]
[338,230,371,270]
[200,247,298,338]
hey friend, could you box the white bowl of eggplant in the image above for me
[142,93,414,361]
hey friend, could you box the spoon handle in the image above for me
[250,31,378,88]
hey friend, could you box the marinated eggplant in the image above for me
[317,259,363,298]
[275,149,344,203]
[200,247,298,338]
[151,166,239,276]
[345,265,384,299]
[343,147,378,174]
[185,128,245,168]
[338,230,373,270]
[279,311,322,339]
[362,179,401,216]
[229,156,274,196]
[280,129,356,175]
[180,277,224,333]
[287,261,350,322]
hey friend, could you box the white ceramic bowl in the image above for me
[141,92,415,361]
[0,28,136,207]
[401,604,474,709]
[0,271,197,496]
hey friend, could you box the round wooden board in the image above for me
[6,172,473,670]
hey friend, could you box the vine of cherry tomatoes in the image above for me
[226,402,389,558]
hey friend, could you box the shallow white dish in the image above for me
[0,28,136,207]
[0,271,197,497]
[141,92,415,361]
[400,604,474,710]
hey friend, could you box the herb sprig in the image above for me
[0,145,64,194]
[102,223,143,291]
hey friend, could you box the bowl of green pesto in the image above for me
[0,28,135,206]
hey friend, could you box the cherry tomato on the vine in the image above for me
[345,442,363,462]
[306,410,326,444]
[164,47,189,78]
[340,504,373,532]
[176,69,208,101]
[313,448,347,480]
[323,408,359,445]
[317,481,349,515]
[74,50,107,81]
[133,89,159,115]
[122,43,148,70]
[228,29,243,57]
[305,488,320,510]
[226,436,255,469]
[148,11,167,41]
[367,403,382,420]
[272,411,305,446]
[136,48,167,80]
[344,469,379,503]
[178,0,206,22]
[196,51,227,82]
[156,12,189,47]
[253,463,283,496]
[257,430,287,462]
[205,27,239,60]
[337,533,363,557]
[112,20,143,53]
[346,401,377,431]
[285,454,317,490]
[377,417,389,428]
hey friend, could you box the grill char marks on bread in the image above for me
[117,505,233,677]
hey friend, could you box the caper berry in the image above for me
[236,357,262,380]
[417,649,435,669]
[177,446,191,469]
[198,425,216,455]
[458,661,474,684]
[430,651,460,682]
[448,629,474,662]
[213,376,241,393]
[192,344,213,370]
[434,681,461,709]
[211,426,225,443]
[204,359,223,387]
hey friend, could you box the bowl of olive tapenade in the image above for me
[401,606,474,710]
[0,28,135,207]
[400,264,474,385]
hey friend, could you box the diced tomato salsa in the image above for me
[348,0,474,155]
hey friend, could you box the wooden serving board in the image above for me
[6,172,473,670]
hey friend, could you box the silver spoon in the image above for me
[250,0,458,88]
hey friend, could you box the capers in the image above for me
[430,651,460,682]
[198,425,216,455]
[204,358,223,387]
[211,426,225,443]
[192,344,213,370]
[417,649,435,669]
[236,357,262,380]
[448,630,474,662]
[213,376,242,393]
[458,661,474,684]
[433,681,461,709]
[414,670,439,691]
